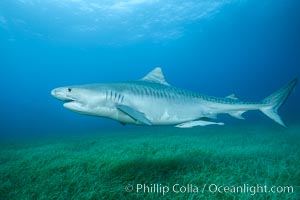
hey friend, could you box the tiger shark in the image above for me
[51,67,297,128]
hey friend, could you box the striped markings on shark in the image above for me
[51,67,297,128]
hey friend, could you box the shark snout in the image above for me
[51,88,64,100]
[51,89,57,97]
[51,87,81,107]
[51,88,72,101]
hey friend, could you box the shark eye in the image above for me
[68,88,72,92]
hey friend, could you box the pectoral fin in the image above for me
[117,105,152,125]
[175,120,224,128]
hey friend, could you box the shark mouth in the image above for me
[63,99,84,111]
[63,98,76,103]
[51,88,84,111]
[63,97,80,107]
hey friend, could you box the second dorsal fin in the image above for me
[226,94,239,100]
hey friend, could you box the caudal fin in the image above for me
[259,78,297,127]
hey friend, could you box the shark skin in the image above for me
[51,67,297,128]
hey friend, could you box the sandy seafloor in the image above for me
[0,124,299,200]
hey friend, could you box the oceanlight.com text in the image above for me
[124,183,294,196]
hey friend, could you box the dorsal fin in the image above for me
[226,94,239,100]
[141,67,169,85]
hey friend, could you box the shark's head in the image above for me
[51,85,108,116]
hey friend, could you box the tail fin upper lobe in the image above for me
[259,78,297,127]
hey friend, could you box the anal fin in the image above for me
[120,122,126,126]
[228,111,245,120]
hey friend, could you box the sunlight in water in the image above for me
[1,0,235,44]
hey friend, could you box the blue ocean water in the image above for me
[0,0,299,135]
